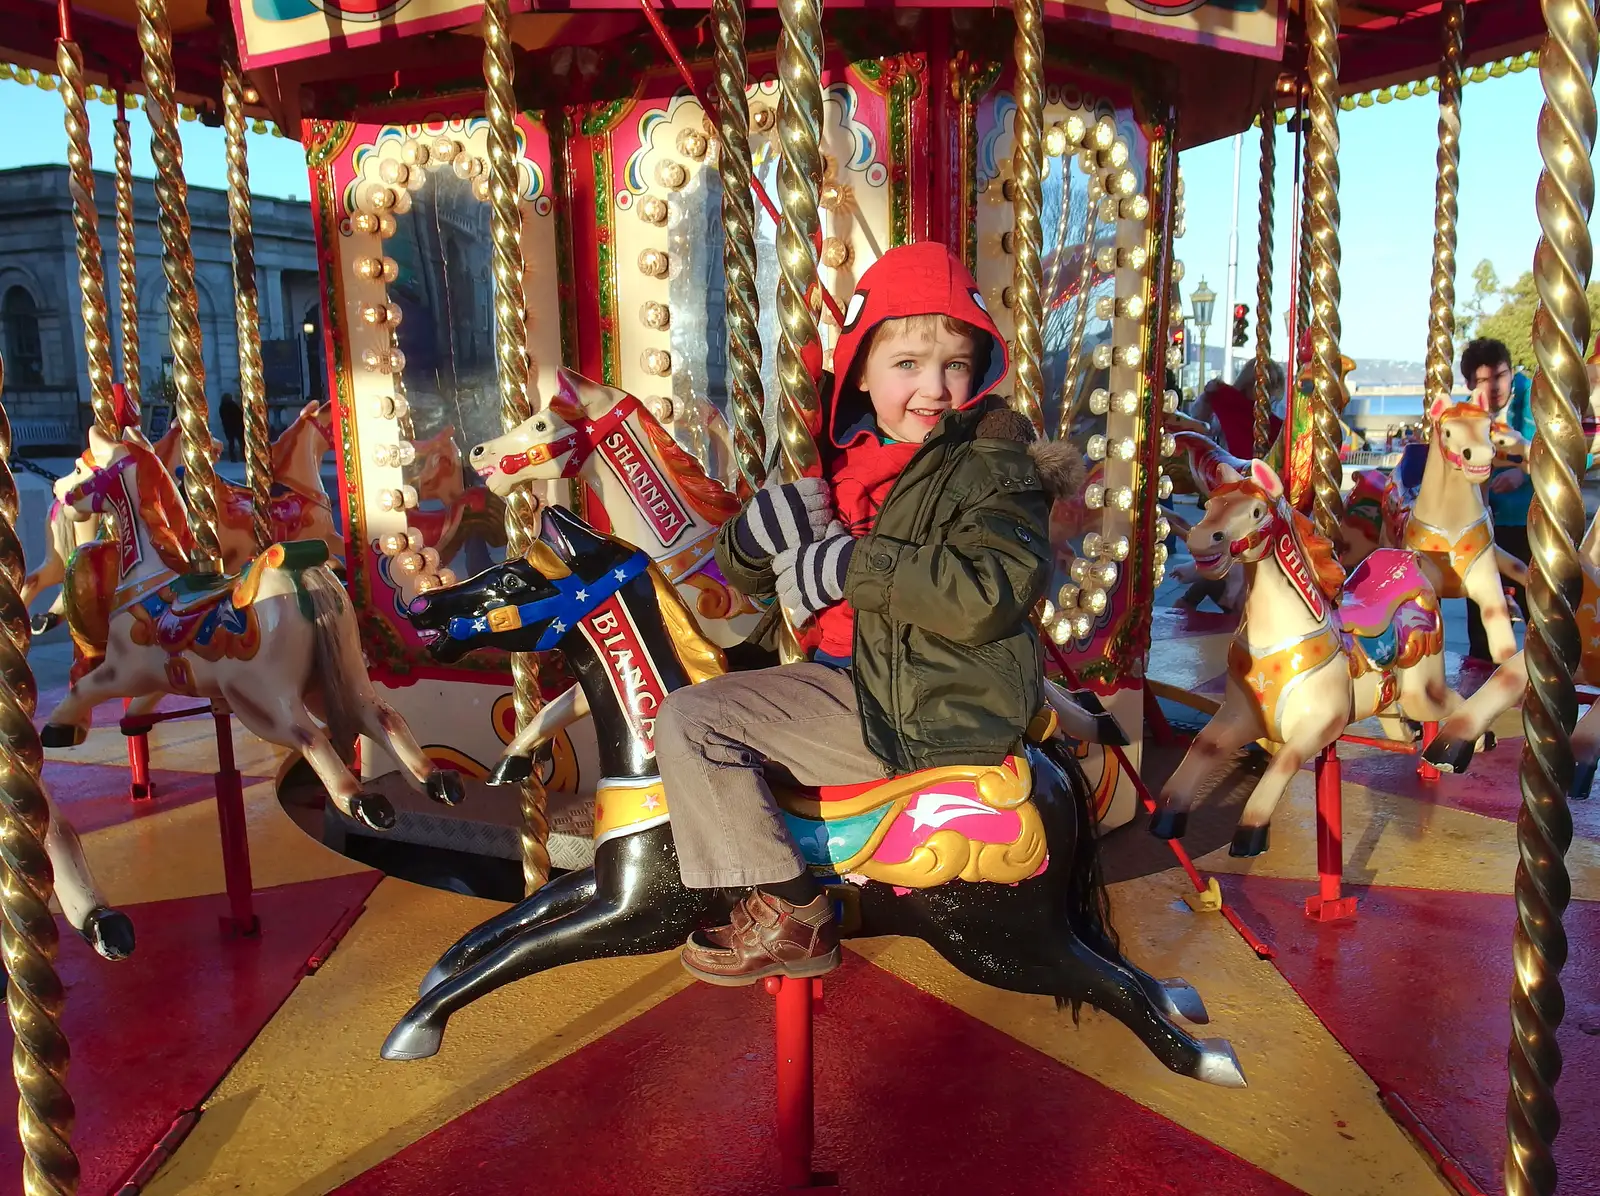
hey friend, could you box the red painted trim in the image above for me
[1380,1089,1491,1196]
[1220,904,1276,959]
[304,900,369,974]
[1337,733,1415,755]
[113,1108,201,1194]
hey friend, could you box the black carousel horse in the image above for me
[380,505,1244,1088]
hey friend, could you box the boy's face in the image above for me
[857,324,978,444]
[1469,360,1513,412]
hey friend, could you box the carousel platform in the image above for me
[8,615,1598,1196]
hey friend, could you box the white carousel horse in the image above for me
[1150,455,1460,855]
[1378,391,1525,662]
[38,425,463,830]
[467,368,764,650]
[1426,503,1600,797]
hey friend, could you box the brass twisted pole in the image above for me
[1507,1,1595,1190]
[113,97,140,416]
[0,355,78,1196]
[56,36,117,440]
[1009,0,1045,436]
[1296,85,1313,357]
[1423,1,1465,413]
[221,39,271,550]
[1054,204,1100,440]
[137,0,220,570]
[1303,0,1347,541]
[774,0,824,487]
[713,0,767,491]
[1253,101,1275,456]
[483,0,549,895]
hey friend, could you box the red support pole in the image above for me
[212,707,259,936]
[1418,721,1440,781]
[1304,744,1357,922]
[124,697,154,801]
[764,975,839,1194]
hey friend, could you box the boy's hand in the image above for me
[1488,467,1526,494]
[734,477,834,559]
[772,523,855,624]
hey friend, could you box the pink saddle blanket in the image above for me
[1340,547,1427,637]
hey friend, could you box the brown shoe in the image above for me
[680,891,840,987]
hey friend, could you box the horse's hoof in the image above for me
[1482,730,1498,752]
[1069,689,1108,718]
[82,907,135,961]
[1230,824,1270,857]
[1572,761,1597,801]
[1148,808,1188,840]
[426,769,465,807]
[30,612,61,636]
[486,754,533,787]
[39,724,86,749]
[382,1014,444,1061]
[1196,1038,1248,1088]
[350,794,397,831]
[1157,977,1210,1025]
[1422,736,1472,776]
[1094,711,1130,747]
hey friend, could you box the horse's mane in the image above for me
[1289,508,1346,599]
[124,441,197,575]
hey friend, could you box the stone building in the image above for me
[0,165,320,452]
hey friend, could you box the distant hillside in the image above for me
[1347,359,1425,388]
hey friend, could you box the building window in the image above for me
[2,288,44,386]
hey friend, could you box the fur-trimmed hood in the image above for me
[972,406,1087,500]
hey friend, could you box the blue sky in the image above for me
[0,67,1579,362]
[1174,69,1584,363]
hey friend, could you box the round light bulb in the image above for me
[1082,532,1103,558]
[1122,195,1151,221]
[1109,536,1130,560]
[1118,295,1145,319]
[436,568,457,587]
[1093,118,1116,149]
[351,212,380,235]
[1041,600,1056,623]
[1092,344,1113,369]
[1086,434,1107,461]
[1097,561,1120,588]
[1161,433,1177,457]
[1120,345,1143,368]
[1058,582,1080,609]
[1095,297,1116,321]
[421,547,441,571]
[1074,614,1093,639]
[1050,618,1071,645]
[397,441,416,466]
[1064,114,1087,146]
[406,530,425,551]
[414,574,440,594]
[1088,388,1110,415]
[1155,517,1171,542]
[1158,473,1174,499]
[1163,389,1179,413]
[1112,487,1134,511]
[1114,437,1136,461]
[1085,483,1105,509]
[640,196,669,226]
[1083,587,1108,616]
[1070,558,1091,584]
[395,550,423,575]
[401,485,419,508]
[1116,390,1139,415]
[1172,260,1186,283]
[1096,247,1118,273]
[1155,543,1169,566]
[379,533,408,556]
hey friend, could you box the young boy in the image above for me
[1459,337,1532,662]
[654,243,1072,985]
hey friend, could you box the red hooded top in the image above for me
[811,243,1010,660]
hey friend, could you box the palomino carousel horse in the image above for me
[404,423,507,571]
[468,369,763,650]
[1375,391,1525,663]
[1150,453,1459,855]
[380,504,1245,1090]
[37,425,463,829]
[1425,501,1600,798]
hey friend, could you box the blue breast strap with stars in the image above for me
[446,551,652,650]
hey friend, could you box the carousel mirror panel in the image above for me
[974,71,1157,686]
[308,114,562,677]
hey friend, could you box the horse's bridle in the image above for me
[65,451,136,510]
[495,396,642,481]
[1206,481,1276,561]
[440,549,651,651]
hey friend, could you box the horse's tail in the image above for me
[1034,739,1118,1020]
[300,566,368,768]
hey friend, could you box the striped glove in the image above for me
[772,524,856,625]
[733,477,834,560]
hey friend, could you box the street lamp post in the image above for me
[1191,278,1216,387]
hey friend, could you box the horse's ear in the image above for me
[87,424,120,463]
[541,502,620,565]
[1249,458,1284,500]
[1426,394,1451,423]
[1468,383,1492,412]
[300,401,319,420]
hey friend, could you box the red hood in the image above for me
[827,243,1009,450]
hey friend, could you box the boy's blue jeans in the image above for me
[654,662,887,889]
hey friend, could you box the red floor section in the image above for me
[0,870,382,1195]
[1216,876,1600,1195]
[41,760,269,834]
[336,953,1302,1196]
[1332,740,1600,842]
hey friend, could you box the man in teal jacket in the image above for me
[1461,338,1530,662]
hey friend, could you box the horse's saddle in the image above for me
[772,754,1048,890]
[163,538,331,617]
[1338,548,1441,674]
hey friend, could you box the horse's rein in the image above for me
[495,396,642,481]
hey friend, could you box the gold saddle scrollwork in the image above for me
[774,755,1047,890]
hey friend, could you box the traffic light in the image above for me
[1231,303,1249,348]
[1171,325,1186,351]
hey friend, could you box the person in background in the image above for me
[219,392,245,462]
[1460,338,1531,663]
